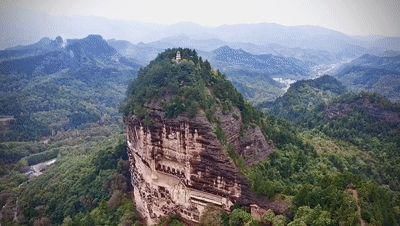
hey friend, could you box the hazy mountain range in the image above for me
[3,32,400,107]
[2,8,400,56]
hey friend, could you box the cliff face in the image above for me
[126,109,261,224]
[215,107,274,166]
[123,49,280,224]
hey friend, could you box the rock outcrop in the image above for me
[215,107,274,166]
[126,108,280,224]
[123,49,281,225]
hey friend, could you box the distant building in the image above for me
[176,51,181,61]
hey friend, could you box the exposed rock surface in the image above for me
[123,48,283,225]
[126,110,279,225]
[215,107,274,166]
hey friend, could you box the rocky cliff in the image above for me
[123,49,280,224]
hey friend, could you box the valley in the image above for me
[0,20,399,226]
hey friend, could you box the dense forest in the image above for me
[1,43,400,226]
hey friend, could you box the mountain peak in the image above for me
[66,34,117,58]
[267,75,346,123]
[122,48,217,116]
[85,34,104,41]
[292,75,346,95]
[55,36,63,45]
[37,37,52,45]
[123,49,279,224]
[213,45,248,56]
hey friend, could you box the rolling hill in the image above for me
[265,75,347,123]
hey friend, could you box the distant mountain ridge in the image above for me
[335,54,400,102]
[0,37,64,61]
[340,54,400,72]
[200,46,311,103]
[2,9,399,56]
[67,34,118,59]
[207,46,310,77]
[109,35,359,66]
[0,35,138,75]
[0,35,140,141]
[108,39,160,65]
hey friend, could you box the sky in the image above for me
[2,0,400,36]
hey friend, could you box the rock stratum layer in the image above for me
[123,49,282,225]
[126,110,280,225]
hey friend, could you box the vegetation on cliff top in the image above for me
[121,48,262,128]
